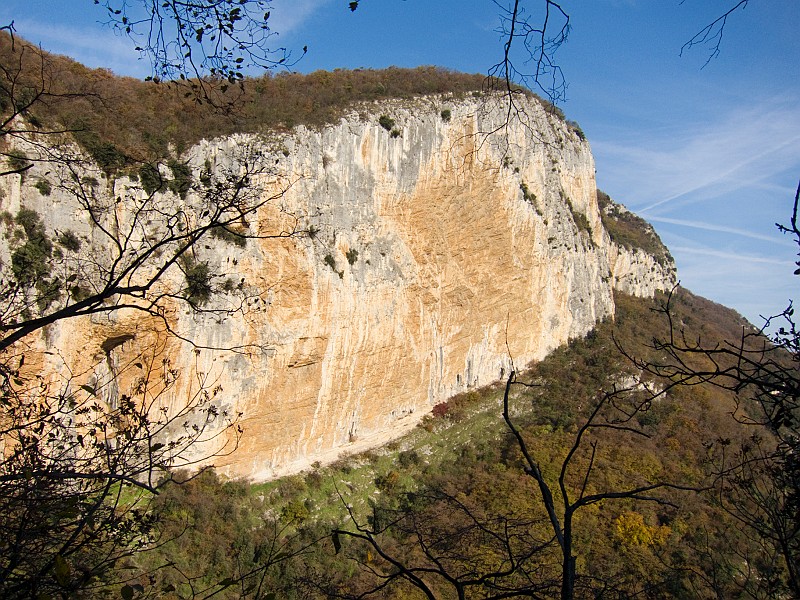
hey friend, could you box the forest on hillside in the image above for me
[0,31,543,169]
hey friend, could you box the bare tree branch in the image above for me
[680,0,750,66]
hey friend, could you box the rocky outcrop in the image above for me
[599,196,677,297]
[607,243,676,298]
[0,93,675,479]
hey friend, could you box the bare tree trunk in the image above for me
[561,509,575,600]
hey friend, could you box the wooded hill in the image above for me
[0,32,545,170]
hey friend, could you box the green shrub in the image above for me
[57,230,81,252]
[70,285,91,302]
[210,225,247,247]
[572,209,592,236]
[81,176,99,189]
[168,159,193,199]
[15,207,43,238]
[390,128,401,138]
[12,240,52,287]
[440,108,451,122]
[183,260,212,305]
[88,142,127,172]
[378,115,395,131]
[35,277,61,311]
[398,449,421,468]
[6,150,31,175]
[520,182,544,216]
[543,100,565,120]
[520,182,536,204]
[11,209,54,292]
[323,253,343,278]
[139,163,163,195]
[72,126,128,172]
[281,499,310,524]
[34,178,52,196]
[567,120,586,141]
[375,470,401,493]
[199,159,213,187]
[305,469,323,489]
[346,248,358,265]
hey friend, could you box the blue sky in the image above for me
[2,1,799,326]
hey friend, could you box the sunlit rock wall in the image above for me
[0,94,676,479]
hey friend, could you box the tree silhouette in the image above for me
[628,184,800,596]
[0,34,300,596]
[332,364,714,599]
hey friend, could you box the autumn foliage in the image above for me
[0,31,524,169]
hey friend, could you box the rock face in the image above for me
[0,94,675,480]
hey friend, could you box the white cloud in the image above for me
[669,245,791,267]
[268,0,331,37]
[11,18,149,77]
[647,216,795,246]
[671,247,797,325]
[593,97,800,215]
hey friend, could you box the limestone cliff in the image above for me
[597,191,677,298]
[0,93,675,479]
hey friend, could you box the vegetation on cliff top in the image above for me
[597,189,674,267]
[0,32,556,168]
